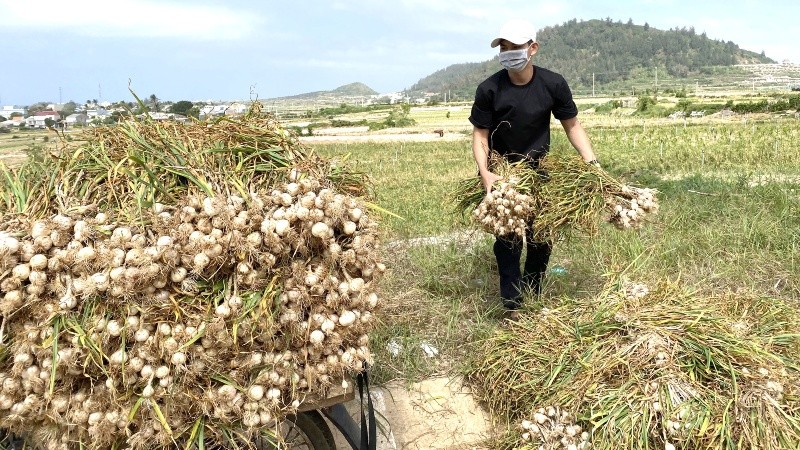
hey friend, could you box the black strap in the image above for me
[357,363,377,450]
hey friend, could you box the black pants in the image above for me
[493,234,552,310]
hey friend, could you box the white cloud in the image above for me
[0,0,261,40]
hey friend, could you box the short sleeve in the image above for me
[469,84,493,129]
[551,77,578,121]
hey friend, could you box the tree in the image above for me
[170,100,194,116]
[636,95,656,112]
[149,94,160,112]
[27,102,49,115]
[111,110,129,123]
[0,115,6,122]
[59,101,78,119]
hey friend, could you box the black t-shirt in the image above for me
[469,66,578,162]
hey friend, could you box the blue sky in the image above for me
[1,0,798,106]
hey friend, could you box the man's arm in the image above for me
[472,126,502,192]
[560,117,597,163]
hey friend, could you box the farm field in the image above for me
[0,129,58,167]
[311,116,800,446]
[1,109,799,448]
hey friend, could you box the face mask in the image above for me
[499,46,530,72]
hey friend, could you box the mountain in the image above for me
[407,18,775,99]
[275,82,378,100]
[331,82,378,96]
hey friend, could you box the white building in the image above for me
[65,113,88,126]
[200,104,232,118]
[225,102,249,116]
[25,110,60,128]
[85,108,111,120]
[1,105,27,118]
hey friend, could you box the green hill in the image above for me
[408,18,775,99]
[277,82,378,100]
[331,82,378,96]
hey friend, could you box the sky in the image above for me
[1,0,798,106]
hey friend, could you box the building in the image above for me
[25,110,60,128]
[199,104,231,118]
[225,102,249,116]
[85,107,111,121]
[65,113,88,126]
[0,105,27,118]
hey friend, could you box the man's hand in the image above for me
[480,171,503,193]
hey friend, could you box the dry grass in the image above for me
[466,277,800,450]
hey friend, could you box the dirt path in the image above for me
[328,376,494,449]
[299,131,468,144]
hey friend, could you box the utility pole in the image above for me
[654,67,658,95]
[59,86,62,104]
[592,73,595,97]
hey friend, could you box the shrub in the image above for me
[731,100,769,114]
[595,100,623,113]
[636,95,657,112]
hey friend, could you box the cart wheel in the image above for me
[0,430,36,450]
[254,411,336,450]
[208,411,336,450]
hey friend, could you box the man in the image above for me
[468,19,598,317]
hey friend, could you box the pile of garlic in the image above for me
[0,176,384,450]
[623,280,650,301]
[607,185,659,230]
[472,181,534,238]
[519,405,591,450]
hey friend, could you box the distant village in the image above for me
[0,90,437,130]
[0,101,275,130]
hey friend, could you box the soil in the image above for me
[328,376,495,450]
[298,130,468,144]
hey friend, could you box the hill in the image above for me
[408,18,775,100]
[331,82,379,96]
[275,82,378,100]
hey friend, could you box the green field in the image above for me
[1,107,798,447]
[0,129,58,167]
[3,112,798,387]
[311,117,800,385]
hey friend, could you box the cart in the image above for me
[280,372,374,450]
[0,372,376,450]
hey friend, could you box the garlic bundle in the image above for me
[607,185,659,230]
[519,405,591,450]
[472,181,534,238]
[0,176,385,450]
[623,280,650,300]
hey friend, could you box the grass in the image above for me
[406,106,472,130]
[312,118,800,392]
[312,119,799,448]
[2,110,798,445]
[466,281,800,449]
[0,128,58,167]
[315,140,476,239]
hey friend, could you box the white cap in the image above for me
[490,19,537,48]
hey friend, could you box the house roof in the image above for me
[33,110,59,117]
